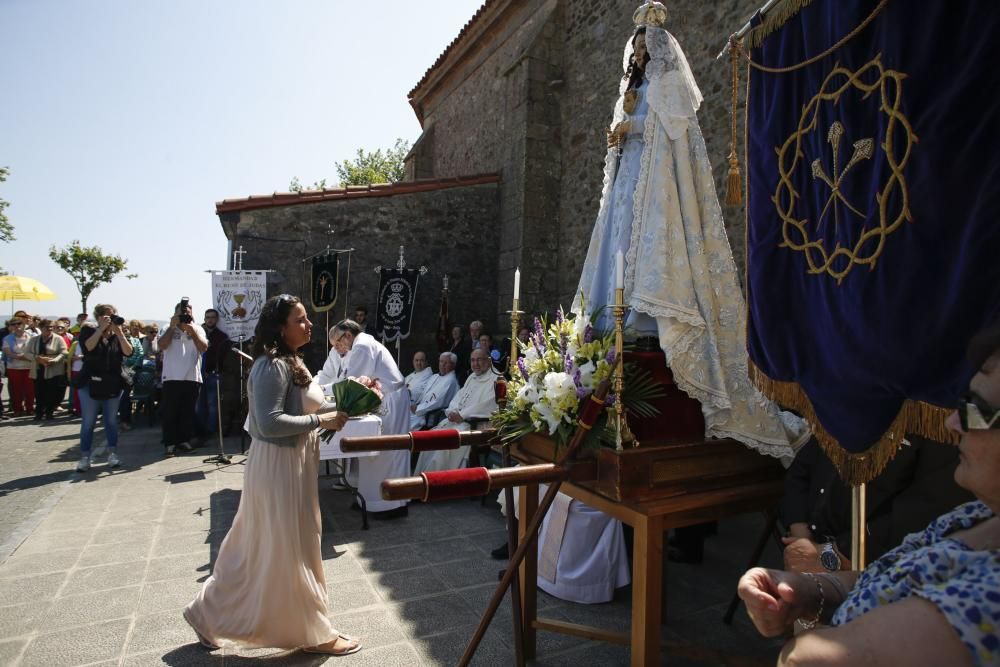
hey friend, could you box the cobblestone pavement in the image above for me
[0,409,783,666]
[0,410,91,561]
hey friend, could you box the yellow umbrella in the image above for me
[0,275,57,315]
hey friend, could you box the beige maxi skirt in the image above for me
[183,429,337,649]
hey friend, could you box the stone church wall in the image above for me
[226,181,500,372]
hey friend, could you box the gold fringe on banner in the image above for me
[749,363,957,485]
[745,0,819,50]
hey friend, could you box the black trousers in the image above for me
[160,380,200,446]
[34,375,68,418]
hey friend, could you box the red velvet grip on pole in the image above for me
[576,392,607,430]
[410,429,462,452]
[421,467,491,502]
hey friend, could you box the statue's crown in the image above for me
[633,1,668,28]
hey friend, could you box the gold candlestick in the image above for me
[510,298,522,378]
[612,288,637,450]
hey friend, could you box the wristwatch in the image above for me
[820,541,841,571]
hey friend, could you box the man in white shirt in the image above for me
[403,351,434,407]
[409,352,460,431]
[414,348,498,473]
[158,300,208,456]
[326,319,410,519]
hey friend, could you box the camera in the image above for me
[111,315,126,326]
[178,297,193,324]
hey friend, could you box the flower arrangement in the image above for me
[492,303,664,451]
[319,376,383,442]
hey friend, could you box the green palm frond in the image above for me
[622,363,666,418]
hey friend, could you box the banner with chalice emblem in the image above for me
[375,268,420,342]
[212,271,267,341]
[744,0,1000,482]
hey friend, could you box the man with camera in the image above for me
[158,298,208,456]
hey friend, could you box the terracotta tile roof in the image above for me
[214,174,500,215]
[408,0,496,101]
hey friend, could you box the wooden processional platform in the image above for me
[510,433,784,666]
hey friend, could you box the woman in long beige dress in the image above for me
[184,294,360,656]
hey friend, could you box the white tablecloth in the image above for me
[318,415,381,460]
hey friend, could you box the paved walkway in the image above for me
[0,412,783,666]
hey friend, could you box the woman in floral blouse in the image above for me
[738,321,1000,666]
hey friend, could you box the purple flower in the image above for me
[533,318,545,349]
[564,353,574,373]
[584,323,593,343]
[576,386,588,399]
[605,347,617,365]
[606,392,617,406]
[555,307,564,325]
[517,357,528,381]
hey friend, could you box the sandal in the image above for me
[182,608,220,650]
[303,634,362,656]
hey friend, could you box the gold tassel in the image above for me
[749,362,957,485]
[725,152,742,207]
[725,39,743,207]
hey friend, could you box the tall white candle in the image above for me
[513,267,521,301]
[615,251,625,289]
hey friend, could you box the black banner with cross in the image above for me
[310,254,340,312]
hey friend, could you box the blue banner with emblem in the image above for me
[375,268,420,342]
[745,0,1000,482]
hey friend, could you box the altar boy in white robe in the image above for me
[414,349,498,474]
[408,352,460,431]
[324,320,410,519]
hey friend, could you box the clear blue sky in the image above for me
[0,0,483,321]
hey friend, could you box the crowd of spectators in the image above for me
[0,301,231,471]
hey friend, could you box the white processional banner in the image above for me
[211,271,267,341]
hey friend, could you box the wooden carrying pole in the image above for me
[381,464,564,502]
[851,483,867,569]
[457,381,610,667]
[339,429,497,453]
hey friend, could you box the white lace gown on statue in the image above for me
[574,27,809,459]
[183,382,338,649]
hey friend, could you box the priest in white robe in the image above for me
[409,352,460,431]
[326,320,410,518]
[403,350,434,407]
[414,349,498,473]
[498,485,631,604]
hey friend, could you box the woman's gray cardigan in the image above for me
[247,356,328,447]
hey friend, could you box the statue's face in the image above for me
[632,33,648,68]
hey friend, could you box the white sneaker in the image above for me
[92,445,108,459]
[76,456,91,472]
[108,452,121,468]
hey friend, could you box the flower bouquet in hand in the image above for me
[319,376,384,442]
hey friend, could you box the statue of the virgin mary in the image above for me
[573,1,809,458]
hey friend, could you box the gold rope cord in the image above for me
[725,38,743,206]
[741,0,889,74]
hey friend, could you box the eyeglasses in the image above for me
[958,392,1000,431]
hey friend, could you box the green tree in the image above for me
[0,166,13,275]
[288,138,410,191]
[49,240,137,313]
[336,138,409,186]
[288,176,328,193]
